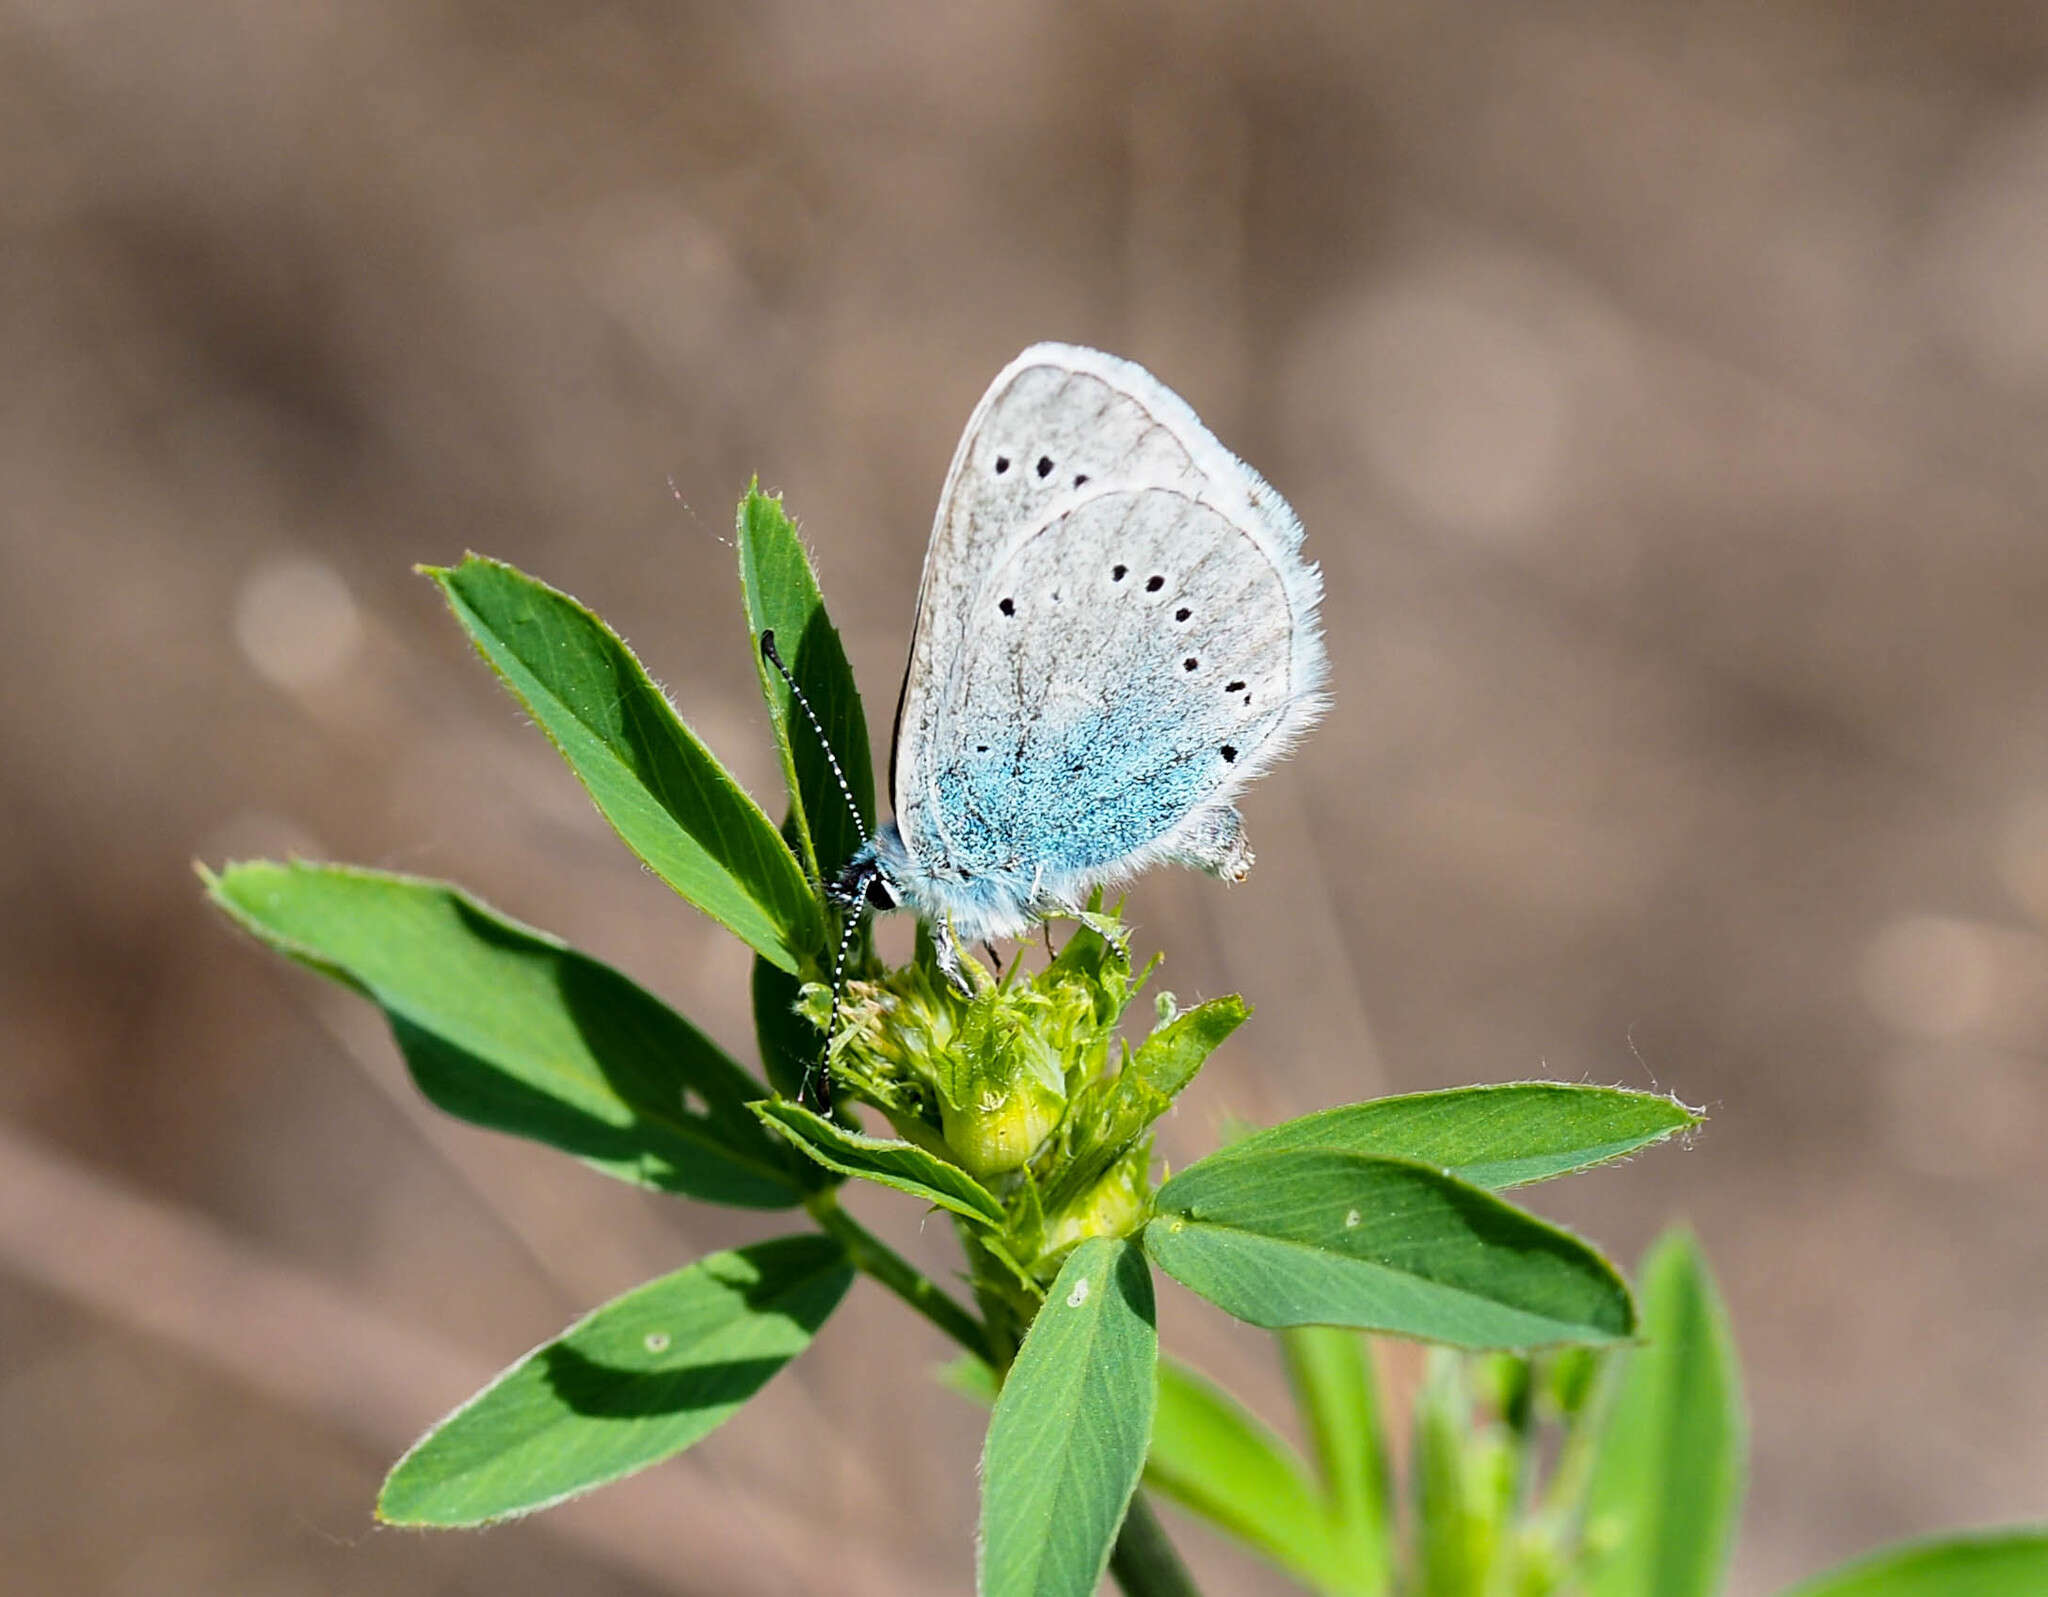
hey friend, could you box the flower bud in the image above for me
[1040,1151,1147,1255]
[941,1080,1065,1179]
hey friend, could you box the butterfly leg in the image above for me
[1171,803,1255,882]
[933,920,970,994]
[1036,895,1132,962]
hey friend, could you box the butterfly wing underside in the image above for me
[890,345,1325,909]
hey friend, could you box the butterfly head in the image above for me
[827,827,905,915]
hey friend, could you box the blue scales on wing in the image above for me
[926,490,1294,898]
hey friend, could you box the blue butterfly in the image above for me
[827,343,1326,989]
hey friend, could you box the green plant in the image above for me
[205,488,2047,1596]
[1084,1225,2048,1597]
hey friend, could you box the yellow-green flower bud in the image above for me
[1041,1153,1148,1255]
[940,1081,1065,1179]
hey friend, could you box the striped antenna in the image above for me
[803,869,872,1112]
[759,630,868,849]
[760,629,874,1113]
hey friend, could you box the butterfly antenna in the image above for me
[803,868,872,1112]
[759,630,869,850]
[759,631,879,1113]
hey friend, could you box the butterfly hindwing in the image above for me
[929,488,1295,882]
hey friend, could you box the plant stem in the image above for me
[808,1193,995,1365]
[1109,1493,1203,1597]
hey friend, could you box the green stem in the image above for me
[1534,1363,1612,1535]
[808,1193,994,1364]
[1109,1492,1203,1597]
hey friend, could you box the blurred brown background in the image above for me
[5,2,2047,1593]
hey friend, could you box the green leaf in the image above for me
[940,1346,1373,1595]
[1774,1530,2048,1597]
[378,1234,852,1525]
[1582,1228,1746,1597]
[1227,1083,1700,1190]
[754,1100,1004,1226]
[1044,997,1248,1216]
[981,1237,1158,1597]
[1150,1355,1373,1595]
[426,554,819,971]
[1280,1326,1393,1589]
[1128,995,1249,1099]
[1043,1074,1170,1216]
[1146,1148,1634,1349]
[736,486,876,882]
[206,861,802,1207]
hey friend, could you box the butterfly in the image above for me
[789,343,1327,994]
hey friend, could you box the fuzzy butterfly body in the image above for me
[837,343,1326,971]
